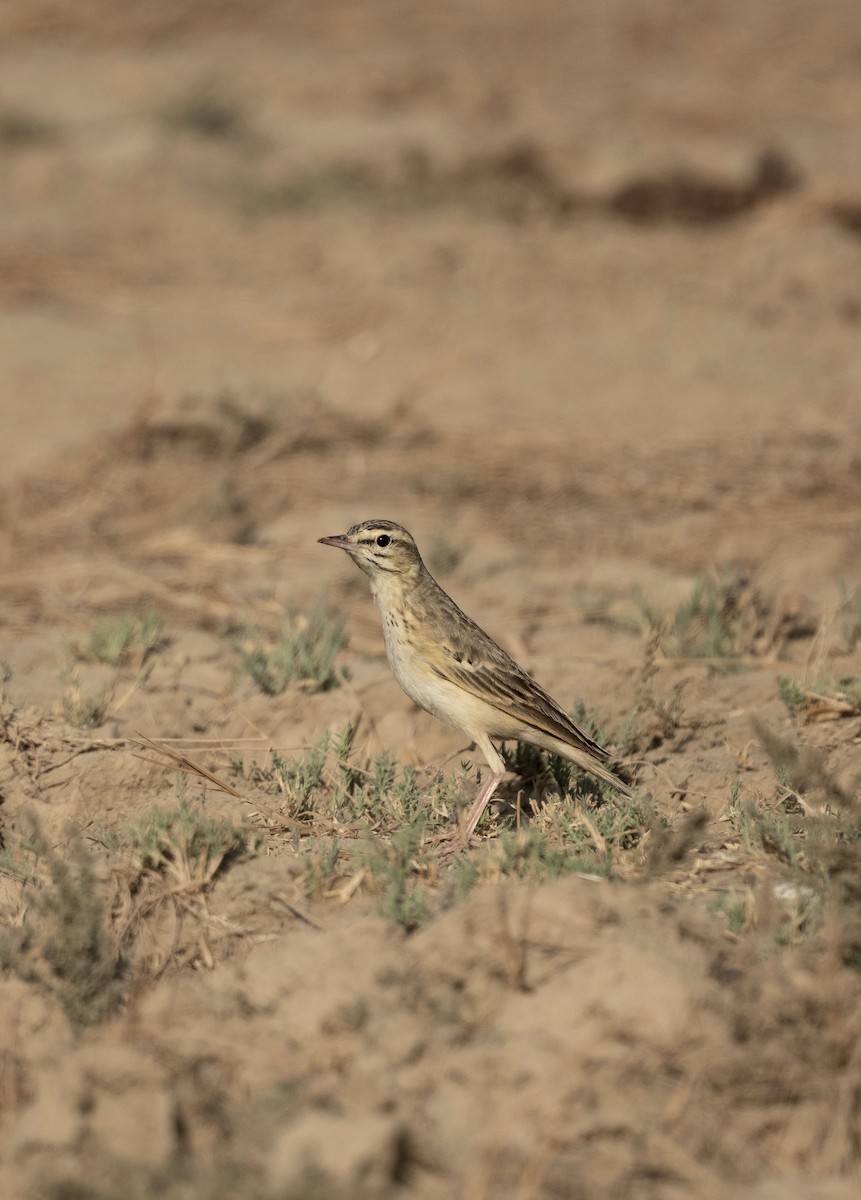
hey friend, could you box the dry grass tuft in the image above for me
[754,720,857,809]
[0,813,126,1028]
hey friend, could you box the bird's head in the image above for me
[318,520,424,585]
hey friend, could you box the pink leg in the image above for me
[462,769,505,839]
[460,733,507,840]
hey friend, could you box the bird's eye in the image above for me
[375,534,391,548]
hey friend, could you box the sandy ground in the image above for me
[2,3,861,1197]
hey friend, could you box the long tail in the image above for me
[580,753,633,799]
[540,736,633,798]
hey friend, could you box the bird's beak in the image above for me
[318,534,350,549]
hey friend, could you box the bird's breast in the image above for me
[376,605,515,739]
[376,608,451,724]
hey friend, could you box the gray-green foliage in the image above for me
[523,788,648,874]
[239,723,465,832]
[74,612,165,668]
[726,719,861,951]
[0,816,125,1029]
[777,674,808,715]
[667,568,754,660]
[129,802,249,889]
[61,665,110,728]
[729,792,809,870]
[238,724,469,927]
[365,823,433,932]
[245,744,328,821]
[778,673,861,718]
[235,596,346,693]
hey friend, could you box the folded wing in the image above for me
[431,639,611,763]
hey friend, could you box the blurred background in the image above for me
[2,0,861,476]
[3,10,861,1198]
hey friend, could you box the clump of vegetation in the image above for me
[777,674,808,715]
[242,744,329,822]
[665,568,758,661]
[0,815,126,1029]
[365,823,434,932]
[716,727,861,952]
[778,674,861,721]
[61,665,110,728]
[234,596,346,693]
[129,802,250,892]
[729,790,809,871]
[708,888,754,937]
[515,784,649,877]
[237,725,467,926]
[0,800,253,1029]
[71,612,165,668]
[236,720,650,929]
[723,791,826,946]
[301,838,342,900]
[236,723,466,834]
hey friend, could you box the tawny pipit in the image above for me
[319,520,632,837]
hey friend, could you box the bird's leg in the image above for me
[461,734,506,840]
[462,770,505,838]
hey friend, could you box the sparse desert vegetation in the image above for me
[2,2,861,1198]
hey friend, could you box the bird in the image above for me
[319,519,632,838]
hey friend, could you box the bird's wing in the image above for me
[430,630,611,763]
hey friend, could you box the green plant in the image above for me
[300,839,342,899]
[726,735,861,953]
[242,742,328,821]
[72,612,164,668]
[492,828,594,880]
[333,735,455,829]
[667,568,756,661]
[365,823,432,932]
[60,666,110,728]
[129,803,249,891]
[708,889,752,936]
[488,785,648,881]
[235,596,346,693]
[0,815,126,1029]
[729,792,808,869]
[536,787,647,858]
[778,674,861,720]
[778,674,808,715]
[242,724,466,835]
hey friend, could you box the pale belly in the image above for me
[380,617,523,741]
